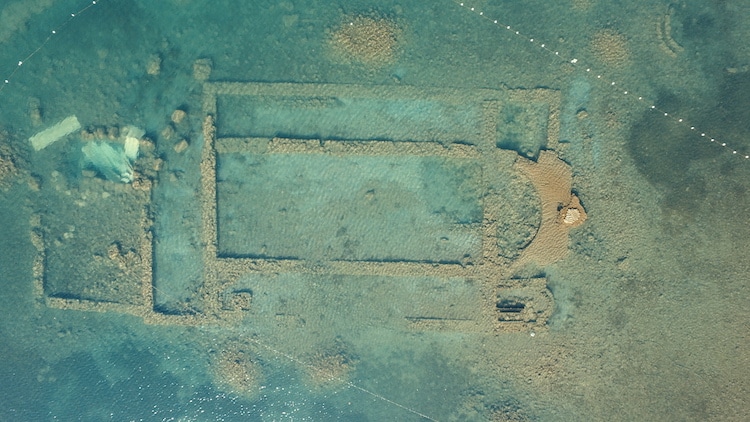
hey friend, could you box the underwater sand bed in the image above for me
[33,175,152,309]
[216,151,484,263]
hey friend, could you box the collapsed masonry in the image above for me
[31,82,585,335]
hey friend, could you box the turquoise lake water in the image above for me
[1,0,749,420]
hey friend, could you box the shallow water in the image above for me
[1,0,749,420]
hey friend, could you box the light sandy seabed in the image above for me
[0,0,748,420]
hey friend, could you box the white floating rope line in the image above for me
[455,1,749,160]
[150,282,440,421]
[244,334,440,422]
[0,0,103,94]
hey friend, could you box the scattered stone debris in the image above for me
[193,58,213,81]
[171,109,187,124]
[146,53,162,76]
